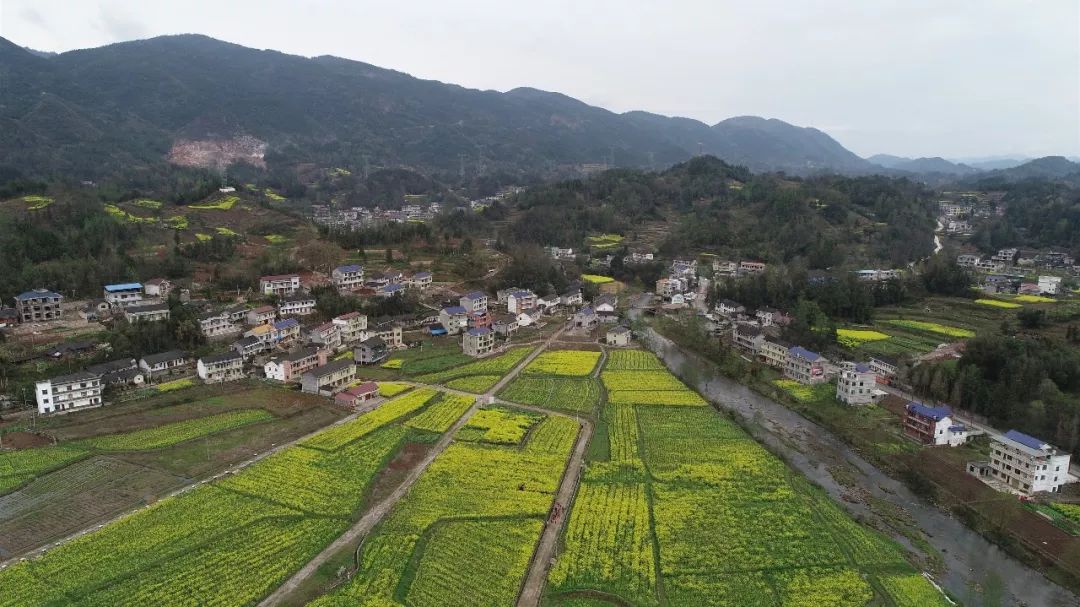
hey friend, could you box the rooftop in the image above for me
[201,350,242,365]
[261,274,300,282]
[274,318,300,330]
[307,359,355,377]
[467,327,492,336]
[442,305,467,315]
[104,282,143,292]
[141,350,187,366]
[50,370,101,384]
[1002,429,1052,452]
[127,302,170,313]
[335,264,363,273]
[788,346,821,362]
[907,402,952,421]
[464,291,486,299]
[15,288,62,300]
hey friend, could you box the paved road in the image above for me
[260,324,569,606]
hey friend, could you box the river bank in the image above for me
[637,321,1079,607]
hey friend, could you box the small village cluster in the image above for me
[712,292,1077,498]
[311,188,521,230]
[956,248,1070,295]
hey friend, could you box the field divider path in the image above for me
[516,411,591,607]
[0,405,367,568]
[260,323,568,607]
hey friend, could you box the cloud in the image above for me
[96,4,148,41]
[18,6,47,29]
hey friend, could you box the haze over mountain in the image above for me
[866,155,979,176]
[0,34,888,184]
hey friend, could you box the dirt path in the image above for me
[516,414,591,607]
[515,345,603,607]
[260,324,569,606]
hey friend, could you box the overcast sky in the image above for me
[2,0,1077,159]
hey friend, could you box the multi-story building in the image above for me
[784,346,826,384]
[836,362,876,405]
[36,371,103,414]
[259,274,301,297]
[991,248,1018,264]
[355,336,389,365]
[279,295,316,317]
[715,300,745,317]
[956,254,980,268]
[759,337,791,369]
[460,291,489,314]
[370,324,403,349]
[272,318,302,345]
[731,322,764,353]
[103,283,144,307]
[142,278,172,299]
[739,261,767,274]
[904,402,969,446]
[594,294,618,323]
[301,360,356,394]
[139,350,189,379]
[987,430,1072,495]
[606,325,631,347]
[331,264,365,291]
[439,306,469,335]
[233,335,269,359]
[869,356,898,382]
[14,288,63,323]
[308,321,343,351]
[655,278,682,298]
[1038,275,1063,295]
[124,302,171,323]
[407,271,433,290]
[246,305,277,326]
[197,351,245,383]
[463,327,495,357]
[264,347,326,382]
[333,312,368,345]
[200,311,239,338]
[507,290,538,314]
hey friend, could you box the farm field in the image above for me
[0,385,345,558]
[310,414,579,607]
[416,345,532,385]
[0,388,475,606]
[500,376,602,414]
[523,350,602,377]
[543,350,949,607]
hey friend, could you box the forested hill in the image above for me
[506,156,937,267]
[0,34,876,187]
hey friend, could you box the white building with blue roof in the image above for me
[989,429,1073,495]
[103,282,143,307]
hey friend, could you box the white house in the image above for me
[507,290,538,314]
[124,302,170,323]
[606,326,631,347]
[333,312,368,345]
[1038,275,1062,296]
[904,403,970,447]
[264,348,325,382]
[143,278,172,299]
[259,274,301,297]
[308,321,343,351]
[715,300,745,317]
[439,306,470,335]
[36,372,103,414]
[460,291,489,314]
[836,362,877,405]
[987,430,1072,495]
[197,351,245,383]
[279,295,316,317]
[332,264,365,291]
[139,350,189,379]
[103,283,144,307]
[407,271,433,290]
[200,312,239,339]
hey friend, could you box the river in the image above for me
[632,303,1078,606]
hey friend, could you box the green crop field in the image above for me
[500,376,601,413]
[523,350,601,377]
[0,385,473,606]
[310,415,579,607]
[543,352,950,607]
[416,346,532,384]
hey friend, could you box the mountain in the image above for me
[956,156,1029,171]
[983,156,1080,182]
[867,154,978,175]
[0,34,877,185]
[707,116,874,174]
